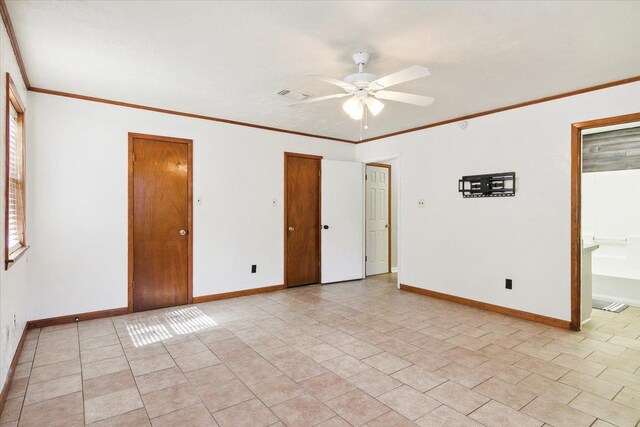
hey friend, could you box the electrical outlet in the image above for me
[13,314,16,328]
[505,279,512,290]
[418,199,425,207]
[251,265,257,273]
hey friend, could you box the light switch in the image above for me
[418,199,425,207]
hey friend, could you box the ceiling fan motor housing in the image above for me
[344,72,377,87]
[345,52,376,87]
[352,52,370,66]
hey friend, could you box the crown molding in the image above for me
[1,0,354,144]
[357,75,640,143]
[29,87,355,143]
[4,1,639,145]
[0,0,30,88]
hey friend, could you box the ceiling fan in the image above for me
[289,52,434,121]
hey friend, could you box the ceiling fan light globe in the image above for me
[348,104,364,120]
[349,112,363,121]
[366,97,384,116]
[343,96,362,119]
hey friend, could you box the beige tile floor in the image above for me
[2,273,640,426]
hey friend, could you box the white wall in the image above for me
[0,20,29,391]
[582,169,640,242]
[356,82,640,321]
[24,74,640,326]
[27,93,354,320]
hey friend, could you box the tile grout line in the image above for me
[566,389,583,407]
[147,312,292,424]
[108,316,152,425]
[135,325,198,422]
[222,306,338,425]
[195,326,266,423]
[23,325,84,422]
[16,329,39,423]
[77,324,86,426]
[4,276,640,426]
[465,398,494,419]
[234,301,399,424]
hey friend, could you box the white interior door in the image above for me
[366,165,390,276]
[321,160,364,283]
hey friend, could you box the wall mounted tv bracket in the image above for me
[458,172,516,198]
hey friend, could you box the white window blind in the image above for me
[8,102,24,254]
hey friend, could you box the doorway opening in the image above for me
[365,159,398,278]
[579,119,640,326]
[284,153,364,288]
[128,133,193,313]
[571,112,640,329]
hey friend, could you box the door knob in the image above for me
[385,224,389,229]
[179,229,188,236]
[288,226,294,232]
[323,225,329,230]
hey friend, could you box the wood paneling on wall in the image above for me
[583,126,640,172]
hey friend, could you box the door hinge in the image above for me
[132,152,136,162]
[132,280,135,290]
[365,256,368,261]
[365,174,368,180]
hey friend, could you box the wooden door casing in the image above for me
[569,112,640,330]
[128,133,193,312]
[285,152,321,287]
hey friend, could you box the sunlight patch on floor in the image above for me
[125,306,218,347]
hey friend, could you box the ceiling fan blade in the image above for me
[374,90,434,106]
[305,73,355,91]
[287,92,350,106]
[371,65,430,89]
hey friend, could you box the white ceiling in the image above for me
[7,1,640,141]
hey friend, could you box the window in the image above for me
[5,73,26,269]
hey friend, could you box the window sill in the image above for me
[5,245,29,270]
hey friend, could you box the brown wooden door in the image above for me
[285,153,321,287]
[129,133,192,312]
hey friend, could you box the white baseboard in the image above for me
[391,267,398,273]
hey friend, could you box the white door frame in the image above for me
[365,163,392,276]
[361,155,401,289]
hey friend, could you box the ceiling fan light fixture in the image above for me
[365,97,384,116]
[349,104,364,120]
[292,52,433,125]
[343,96,363,120]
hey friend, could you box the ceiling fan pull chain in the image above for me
[364,107,369,130]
